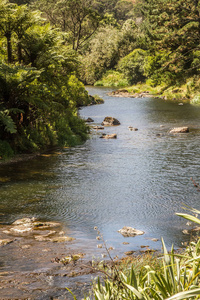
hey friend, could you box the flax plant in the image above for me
[83,238,200,300]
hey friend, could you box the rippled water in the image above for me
[1,86,200,255]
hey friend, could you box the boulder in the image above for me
[118,226,145,237]
[100,134,117,139]
[170,127,189,134]
[102,117,120,126]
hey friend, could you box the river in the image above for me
[1,86,200,261]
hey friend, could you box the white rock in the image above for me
[118,226,145,237]
[169,127,189,134]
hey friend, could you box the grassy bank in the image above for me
[95,72,200,104]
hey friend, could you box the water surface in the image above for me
[1,87,200,255]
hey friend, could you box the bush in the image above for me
[95,70,129,87]
[0,140,14,159]
[191,95,200,105]
[117,48,147,84]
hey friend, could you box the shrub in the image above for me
[0,140,14,159]
[117,48,147,84]
[95,70,129,87]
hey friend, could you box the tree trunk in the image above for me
[6,32,12,64]
[17,42,22,64]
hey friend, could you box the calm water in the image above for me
[1,86,200,255]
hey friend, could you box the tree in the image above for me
[117,48,147,84]
[0,1,89,155]
[81,25,121,84]
[13,5,37,63]
[0,0,18,63]
[32,0,101,51]
[138,0,200,84]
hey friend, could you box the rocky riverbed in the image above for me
[0,218,103,300]
[0,218,161,299]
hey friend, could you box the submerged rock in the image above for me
[60,253,85,265]
[169,127,189,134]
[128,126,138,131]
[125,250,135,255]
[4,218,62,236]
[0,239,13,246]
[101,117,120,126]
[9,225,33,234]
[140,249,156,254]
[151,238,159,242]
[92,126,104,130]
[85,117,94,123]
[118,226,145,237]
[33,221,61,229]
[100,133,117,139]
[51,236,75,243]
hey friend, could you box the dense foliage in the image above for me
[2,0,200,157]
[0,0,90,158]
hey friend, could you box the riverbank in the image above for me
[0,216,193,299]
[0,217,101,299]
[0,217,162,299]
[100,78,200,104]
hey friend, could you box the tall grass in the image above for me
[83,238,200,300]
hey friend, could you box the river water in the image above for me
[1,86,200,256]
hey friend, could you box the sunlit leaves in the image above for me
[0,1,89,152]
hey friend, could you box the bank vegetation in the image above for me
[1,0,200,156]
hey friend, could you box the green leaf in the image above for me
[66,287,77,300]
[123,282,145,300]
[166,288,200,300]
[175,213,200,225]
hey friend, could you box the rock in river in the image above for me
[85,117,94,123]
[118,226,145,237]
[128,126,138,131]
[0,239,13,246]
[101,117,120,126]
[92,126,104,130]
[100,134,117,139]
[4,218,61,236]
[169,127,189,134]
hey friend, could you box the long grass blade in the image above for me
[166,287,200,300]
[123,283,145,300]
[175,213,200,225]
[66,287,77,300]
